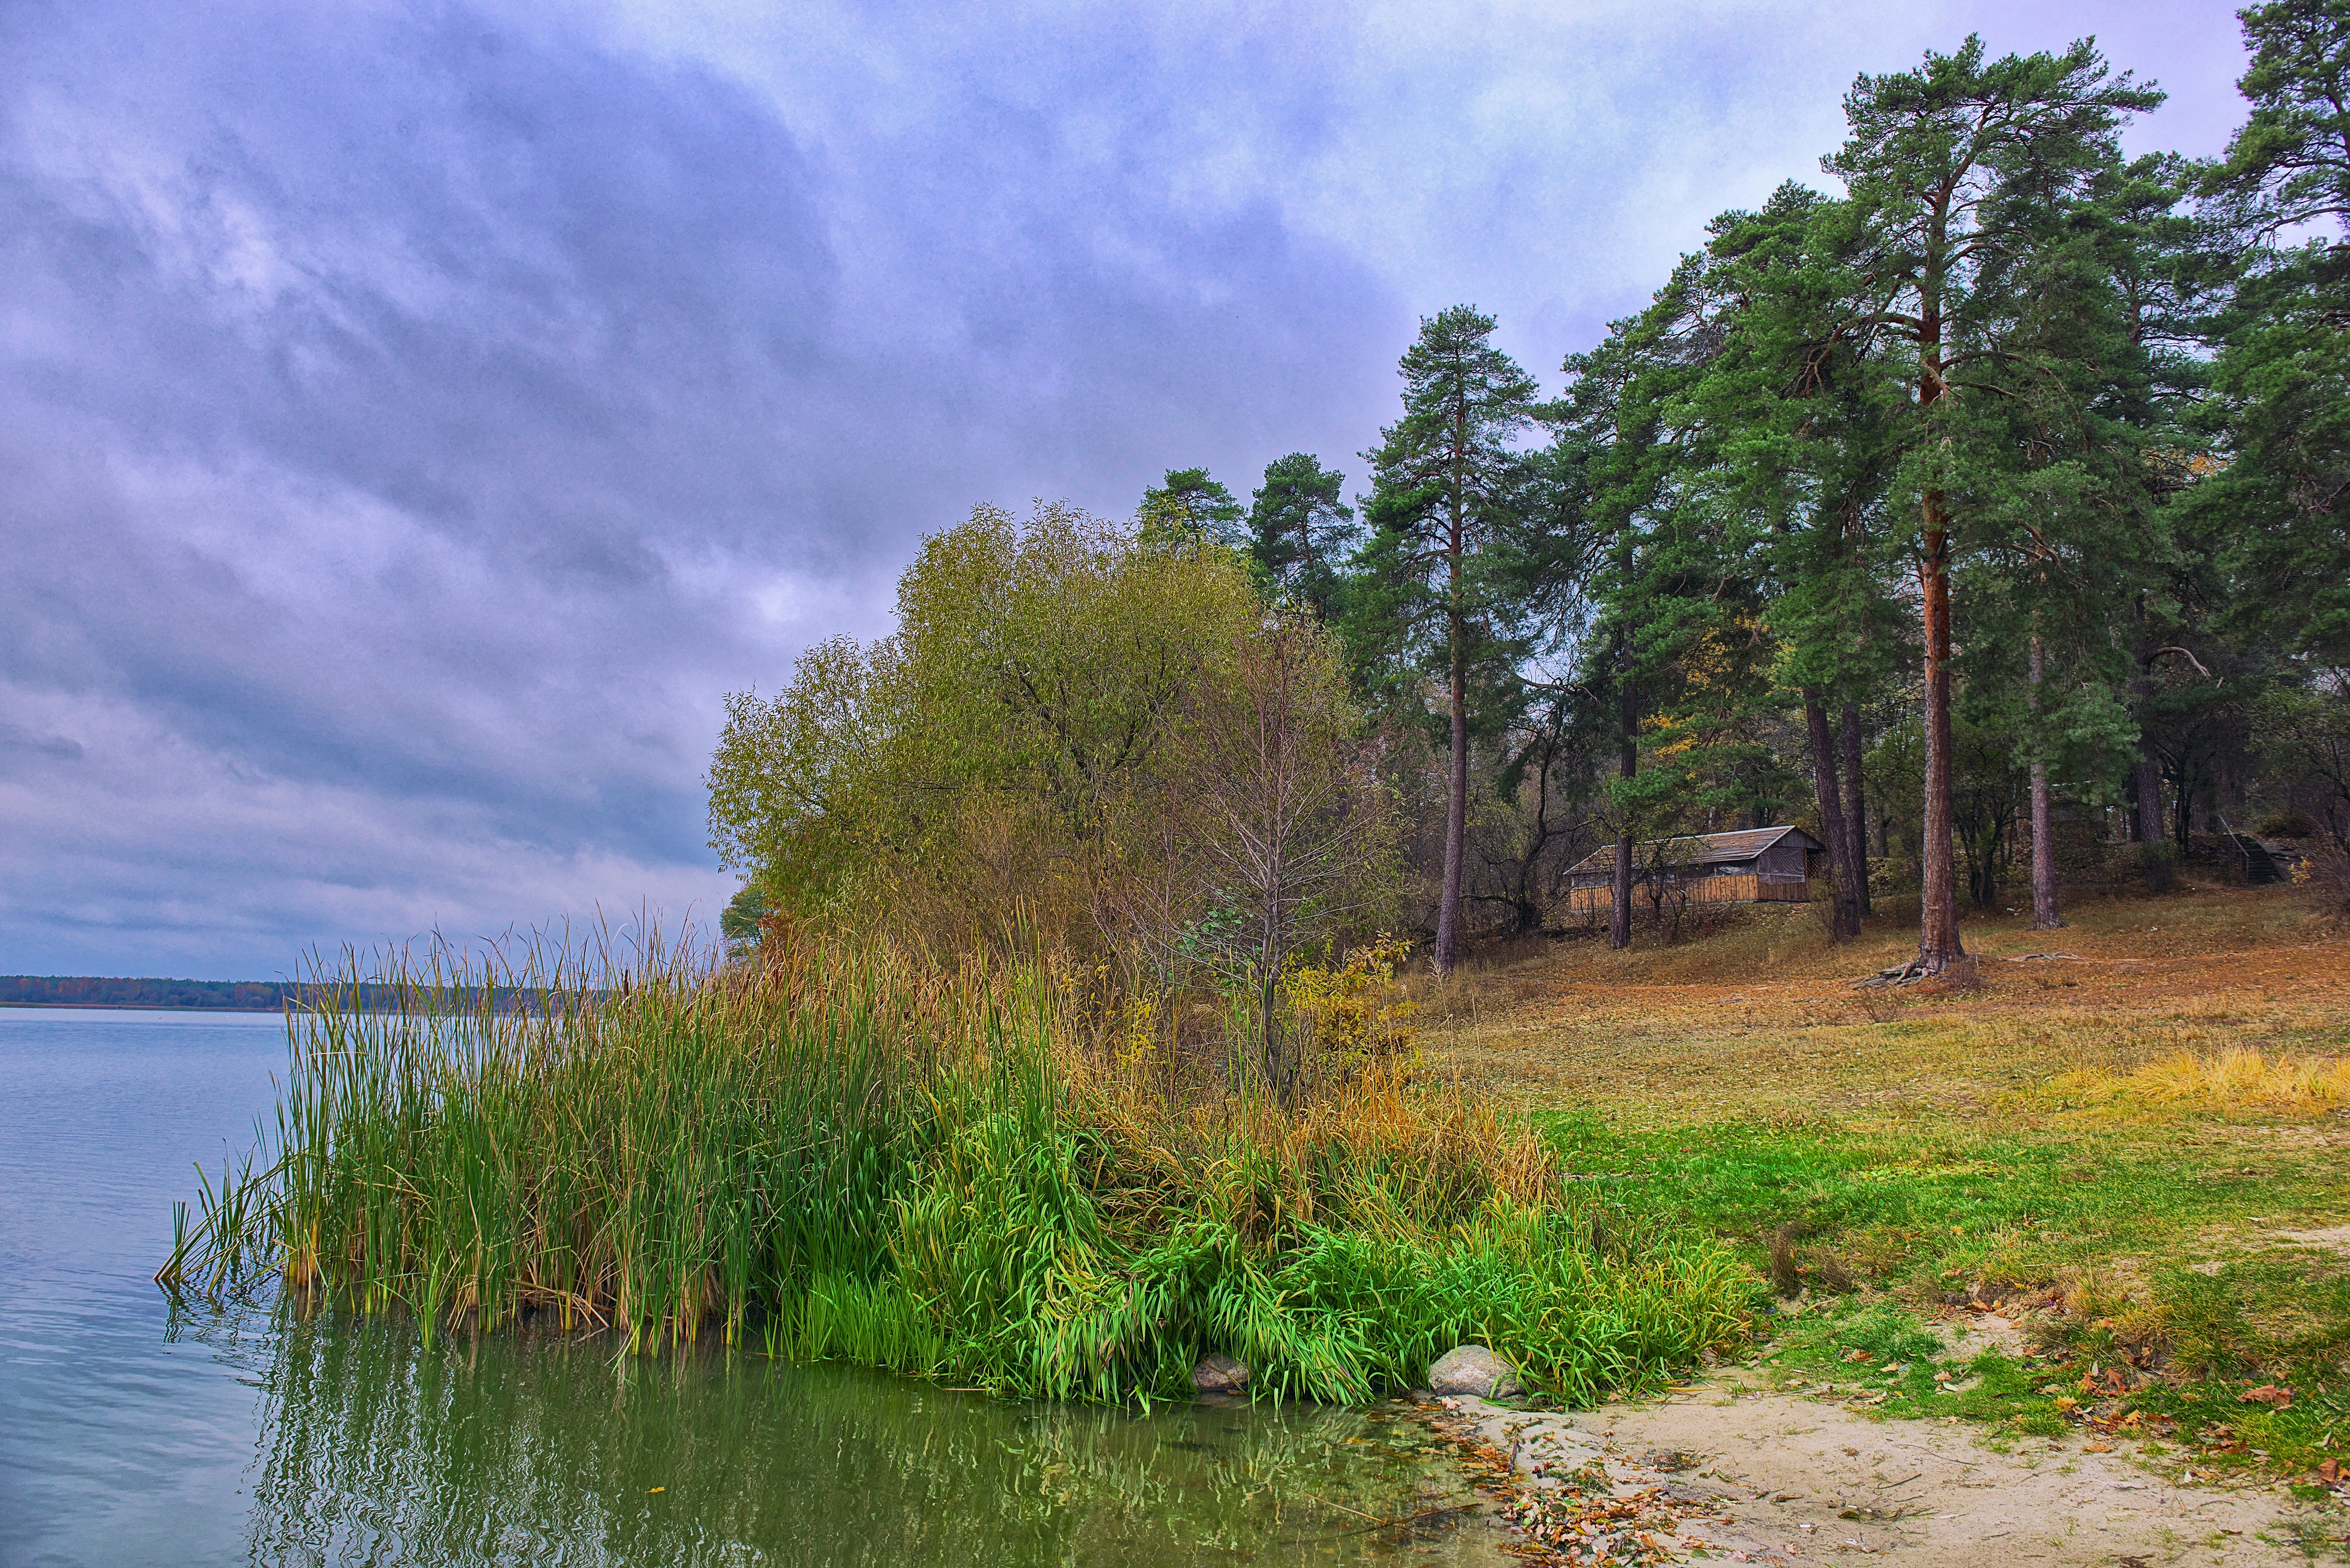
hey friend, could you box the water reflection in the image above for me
[215,1306,1498,1567]
[1,1012,1499,1567]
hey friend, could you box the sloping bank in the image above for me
[161,937,1758,1405]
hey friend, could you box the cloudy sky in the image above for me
[1,0,2250,979]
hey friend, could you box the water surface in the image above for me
[0,1008,1498,1566]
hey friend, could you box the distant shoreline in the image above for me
[3,976,310,1012]
[2,977,558,1013]
[0,1001,286,1013]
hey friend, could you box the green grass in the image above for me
[160,934,1759,1407]
[1534,1105,2350,1476]
[1751,1299,2070,1437]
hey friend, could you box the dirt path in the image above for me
[1425,1378,2347,1566]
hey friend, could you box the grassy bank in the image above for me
[161,933,1755,1406]
[1421,883,2350,1479]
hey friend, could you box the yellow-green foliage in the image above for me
[704,501,1268,946]
[1279,937,1420,1088]
[164,933,1758,1406]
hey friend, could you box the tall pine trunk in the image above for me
[1911,265,1964,975]
[1840,703,1871,919]
[1804,691,1861,940]
[2128,602,2165,847]
[2028,632,2064,930]
[1434,503,1467,975]
[2133,760,2164,844]
[1610,669,1636,951]
[1917,499,1965,972]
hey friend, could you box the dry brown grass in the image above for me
[2053,1046,2350,1112]
[1413,883,2350,1128]
[1076,1058,1564,1243]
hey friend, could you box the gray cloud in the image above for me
[0,722,84,764]
[0,0,2249,976]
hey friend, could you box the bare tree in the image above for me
[1632,834,1703,940]
[1171,614,1399,1099]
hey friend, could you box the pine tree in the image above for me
[1554,261,1732,950]
[1690,183,1908,940]
[1246,453,1356,619]
[2202,0,2350,243]
[1822,37,2159,975]
[1353,306,1542,974]
[2192,0,2350,665]
[1138,468,1246,552]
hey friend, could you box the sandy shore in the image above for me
[1416,1374,2347,1566]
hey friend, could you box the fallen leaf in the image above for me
[2319,1458,2342,1483]
[2238,1385,2293,1408]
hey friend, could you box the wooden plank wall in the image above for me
[1567,875,1812,913]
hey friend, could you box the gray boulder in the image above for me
[1426,1344,1523,1400]
[1191,1351,1250,1394]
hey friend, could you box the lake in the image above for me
[0,1008,1500,1566]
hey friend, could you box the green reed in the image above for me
[161,929,1759,1402]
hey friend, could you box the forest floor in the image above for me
[1416,880,2350,1564]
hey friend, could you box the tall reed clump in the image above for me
[160,929,1758,1404]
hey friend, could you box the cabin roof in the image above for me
[1565,826,1825,878]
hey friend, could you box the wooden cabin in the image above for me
[1566,826,1827,913]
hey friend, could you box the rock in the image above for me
[1191,1352,1250,1394]
[1426,1344,1524,1400]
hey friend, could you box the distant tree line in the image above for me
[1,976,553,1013]
[713,10,2350,982]
[4,975,314,1010]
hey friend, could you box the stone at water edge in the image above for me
[1192,1352,1250,1394]
[1426,1345,1523,1399]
